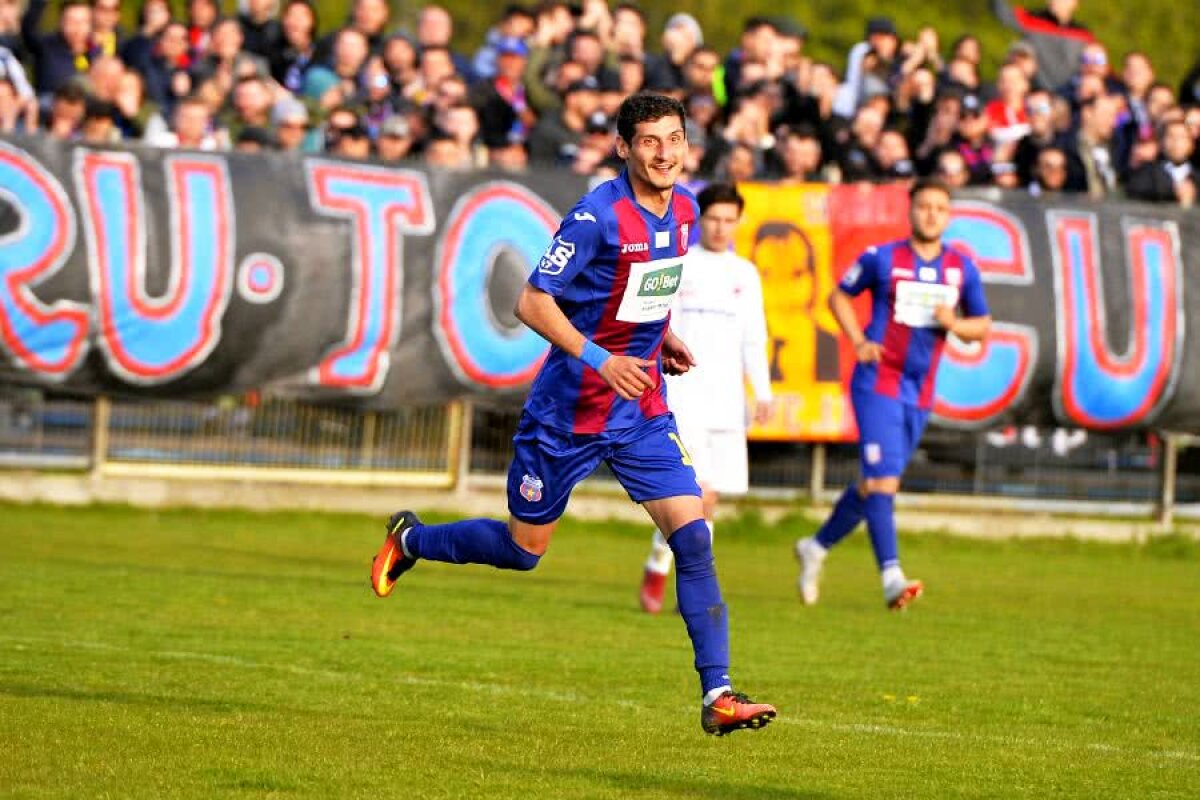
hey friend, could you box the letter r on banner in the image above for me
[0,141,89,377]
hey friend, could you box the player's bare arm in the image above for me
[933,305,992,342]
[829,287,883,363]
[661,328,696,376]
[514,284,655,400]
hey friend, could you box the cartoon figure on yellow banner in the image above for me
[751,221,841,387]
[734,184,846,440]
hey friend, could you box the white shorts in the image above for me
[675,424,749,495]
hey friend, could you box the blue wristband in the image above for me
[579,339,611,371]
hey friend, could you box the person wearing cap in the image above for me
[991,0,1096,92]
[527,75,600,166]
[375,113,415,162]
[832,17,899,118]
[271,95,311,151]
[471,34,534,149]
[1012,88,1069,185]
[950,92,997,185]
[472,5,535,81]
[644,12,703,93]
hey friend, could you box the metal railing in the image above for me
[0,388,1194,518]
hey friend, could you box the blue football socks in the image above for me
[668,518,731,697]
[814,484,866,549]
[403,518,541,571]
[863,493,899,570]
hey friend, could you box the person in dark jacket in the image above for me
[1126,119,1197,208]
[21,0,94,98]
[239,0,283,60]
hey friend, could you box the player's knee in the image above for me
[861,477,900,495]
[666,518,713,572]
[505,546,542,571]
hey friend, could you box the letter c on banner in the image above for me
[0,141,88,377]
[1050,211,1182,429]
[433,182,556,388]
[933,202,1037,426]
[77,150,234,383]
[307,162,434,392]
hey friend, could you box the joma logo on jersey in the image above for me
[637,264,683,296]
[621,242,649,254]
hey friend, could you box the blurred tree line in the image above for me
[84,0,1198,93]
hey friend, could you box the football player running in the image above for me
[371,93,776,736]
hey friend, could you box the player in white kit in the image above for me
[639,182,773,613]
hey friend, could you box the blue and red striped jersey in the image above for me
[525,170,699,434]
[840,239,989,409]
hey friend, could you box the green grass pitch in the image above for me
[1,502,1197,798]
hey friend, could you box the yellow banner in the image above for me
[734,183,852,441]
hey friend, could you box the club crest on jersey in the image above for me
[519,474,544,502]
[680,223,689,245]
[945,267,962,286]
[539,237,576,275]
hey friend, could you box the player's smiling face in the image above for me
[909,186,951,243]
[617,115,686,194]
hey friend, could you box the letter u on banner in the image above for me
[1050,211,1183,429]
[76,150,234,383]
[306,162,434,392]
[0,141,89,377]
[933,203,1037,426]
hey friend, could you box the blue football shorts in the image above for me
[852,389,931,479]
[506,411,701,525]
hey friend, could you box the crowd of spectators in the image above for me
[1,0,1198,206]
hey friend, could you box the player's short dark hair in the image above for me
[909,176,953,201]
[697,182,744,215]
[616,92,686,143]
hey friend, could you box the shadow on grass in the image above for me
[0,681,278,715]
[552,765,830,799]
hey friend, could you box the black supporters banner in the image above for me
[2,135,1199,434]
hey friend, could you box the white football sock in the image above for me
[880,563,906,590]
[703,685,733,706]
[644,529,674,575]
